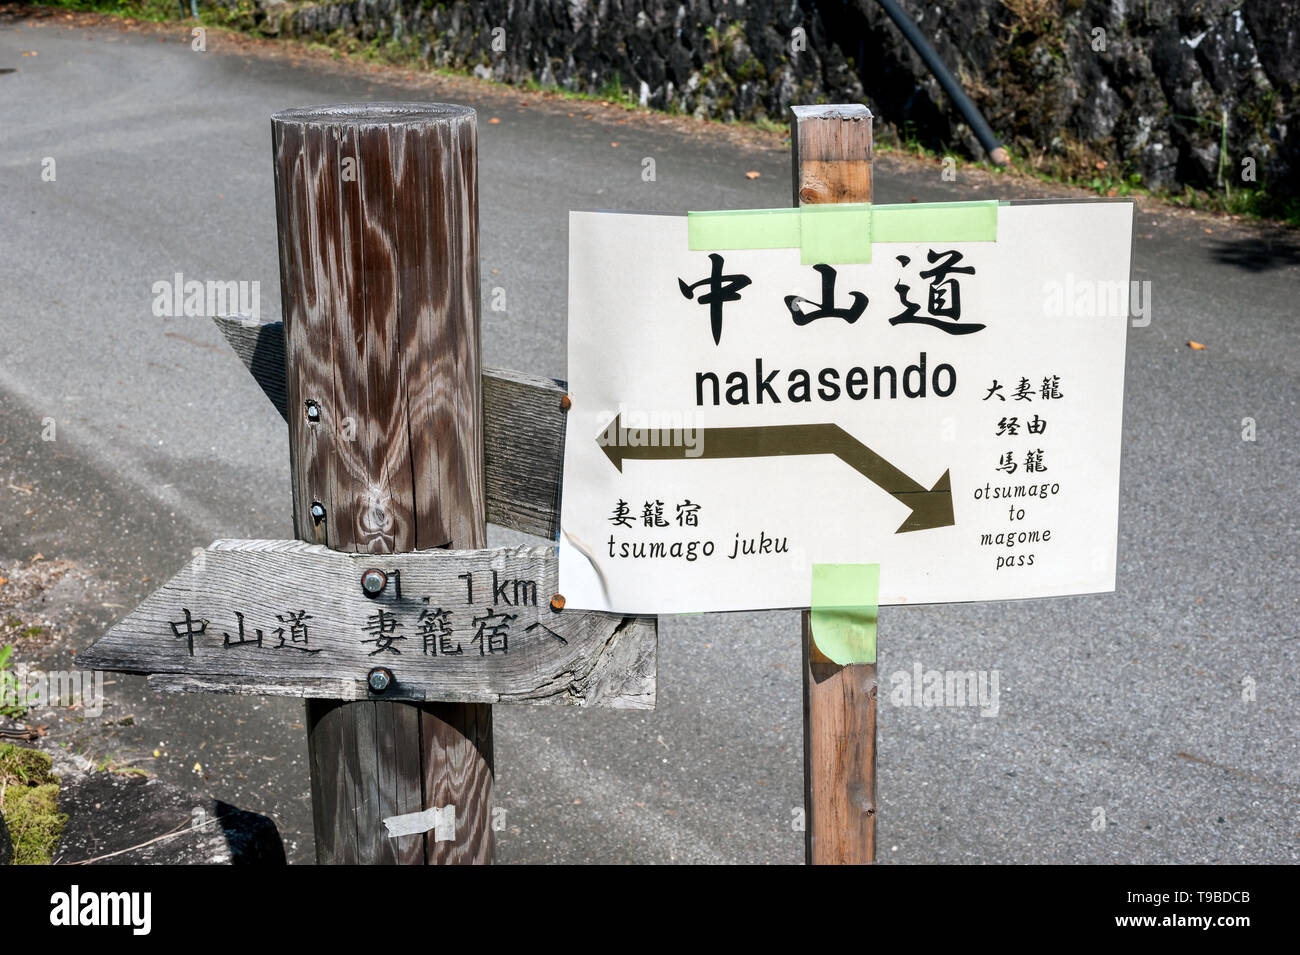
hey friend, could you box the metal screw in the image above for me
[361,568,388,596]
[550,593,566,612]
[305,400,321,423]
[367,667,392,693]
[560,394,572,411]
[310,502,326,524]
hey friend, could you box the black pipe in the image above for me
[873,0,1009,165]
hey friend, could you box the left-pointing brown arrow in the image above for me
[597,414,955,534]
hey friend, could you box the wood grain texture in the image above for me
[421,700,492,864]
[790,104,874,207]
[481,365,567,539]
[274,104,485,552]
[77,540,656,707]
[272,102,490,865]
[793,104,877,866]
[213,316,567,542]
[801,612,877,865]
[215,318,291,421]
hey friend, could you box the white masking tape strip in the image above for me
[383,804,457,841]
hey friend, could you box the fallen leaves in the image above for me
[1188,341,1207,350]
[745,170,760,180]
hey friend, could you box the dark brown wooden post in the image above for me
[792,104,877,865]
[272,103,493,864]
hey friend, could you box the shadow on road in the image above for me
[1208,231,1300,273]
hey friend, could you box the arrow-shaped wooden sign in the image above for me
[597,414,954,533]
[77,540,655,708]
[213,316,567,541]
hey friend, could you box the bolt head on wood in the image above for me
[361,568,388,596]
[367,667,393,693]
[550,594,566,612]
[310,503,326,524]
[305,400,321,422]
[560,394,572,411]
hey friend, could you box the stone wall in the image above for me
[222,0,1299,200]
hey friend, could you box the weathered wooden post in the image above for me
[791,104,877,865]
[80,100,654,864]
[272,103,492,865]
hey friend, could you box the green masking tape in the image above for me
[800,204,873,264]
[869,200,999,244]
[686,200,998,264]
[686,206,807,250]
[810,563,879,665]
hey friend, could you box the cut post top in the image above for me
[271,102,476,129]
[791,104,873,121]
[790,104,873,207]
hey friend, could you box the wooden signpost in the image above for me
[792,105,877,865]
[79,103,657,865]
[81,539,655,706]
[553,108,1132,864]
[80,100,1131,866]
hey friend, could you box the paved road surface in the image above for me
[1,13,1297,863]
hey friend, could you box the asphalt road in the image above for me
[1,12,1297,864]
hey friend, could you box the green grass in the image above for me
[0,646,24,721]
[51,0,179,19]
[92,749,150,777]
[879,135,1300,228]
[0,743,67,865]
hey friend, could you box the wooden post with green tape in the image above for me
[792,104,877,865]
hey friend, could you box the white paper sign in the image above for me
[559,200,1134,613]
